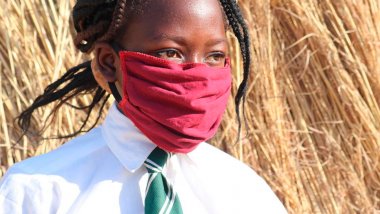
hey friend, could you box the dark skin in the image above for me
[93,0,228,93]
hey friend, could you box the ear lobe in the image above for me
[91,60,111,93]
[93,42,120,82]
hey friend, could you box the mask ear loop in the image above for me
[108,42,124,103]
[108,82,122,103]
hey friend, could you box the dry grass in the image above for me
[1,0,379,213]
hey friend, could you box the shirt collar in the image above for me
[101,103,156,173]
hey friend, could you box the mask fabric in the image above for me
[114,51,231,153]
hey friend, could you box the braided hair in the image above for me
[18,0,251,138]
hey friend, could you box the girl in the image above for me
[0,0,287,213]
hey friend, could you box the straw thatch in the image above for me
[1,0,379,213]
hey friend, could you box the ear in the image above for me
[91,60,111,93]
[93,42,120,82]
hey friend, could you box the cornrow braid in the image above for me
[17,61,109,138]
[18,0,132,138]
[73,0,118,52]
[99,0,128,42]
[220,0,251,135]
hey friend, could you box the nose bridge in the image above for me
[185,52,203,64]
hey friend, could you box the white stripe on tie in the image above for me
[159,183,173,214]
[165,190,177,214]
[145,159,163,171]
[145,173,158,194]
[145,163,161,173]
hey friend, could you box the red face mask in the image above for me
[110,51,231,153]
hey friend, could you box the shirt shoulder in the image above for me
[183,143,287,213]
[0,127,110,213]
[187,143,259,178]
[5,127,105,175]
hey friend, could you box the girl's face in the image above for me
[94,0,227,90]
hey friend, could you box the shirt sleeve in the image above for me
[238,175,288,213]
[0,168,58,214]
[0,193,23,214]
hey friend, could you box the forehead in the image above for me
[140,0,223,16]
[132,0,224,26]
[120,0,226,42]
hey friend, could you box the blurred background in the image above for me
[0,0,379,213]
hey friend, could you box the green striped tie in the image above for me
[144,147,183,214]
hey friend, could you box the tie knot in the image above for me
[144,147,171,173]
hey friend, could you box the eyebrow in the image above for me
[149,34,228,47]
[150,34,187,44]
[205,38,228,47]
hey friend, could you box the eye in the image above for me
[155,49,183,63]
[205,52,226,67]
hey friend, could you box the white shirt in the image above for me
[0,104,287,214]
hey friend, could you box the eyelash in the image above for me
[207,52,226,61]
[153,49,226,66]
[155,49,182,59]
